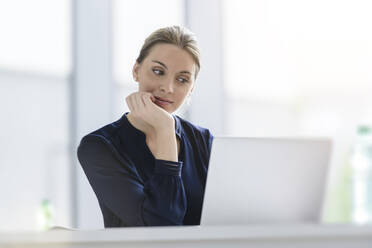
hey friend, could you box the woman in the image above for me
[77,26,214,227]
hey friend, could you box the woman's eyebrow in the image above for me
[152,60,192,75]
[179,71,191,75]
[152,60,168,69]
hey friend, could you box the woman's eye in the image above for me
[178,77,188,83]
[152,69,164,75]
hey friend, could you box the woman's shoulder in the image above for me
[77,132,140,181]
[174,115,214,166]
[78,131,122,163]
[80,114,128,145]
[77,114,131,164]
[173,114,214,143]
[77,116,137,172]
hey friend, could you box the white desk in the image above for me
[1,224,372,248]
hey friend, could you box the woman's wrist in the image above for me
[153,129,178,162]
[152,116,175,133]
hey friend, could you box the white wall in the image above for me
[0,71,71,231]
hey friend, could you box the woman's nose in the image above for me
[160,78,174,93]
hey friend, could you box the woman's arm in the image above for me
[77,135,187,226]
[126,92,178,162]
[149,128,178,162]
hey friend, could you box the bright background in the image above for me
[1,0,371,230]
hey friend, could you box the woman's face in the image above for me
[132,43,196,113]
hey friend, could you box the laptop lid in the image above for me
[200,137,331,225]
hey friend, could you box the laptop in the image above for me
[200,137,332,225]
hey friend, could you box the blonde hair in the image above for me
[136,26,201,79]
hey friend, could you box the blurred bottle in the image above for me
[350,125,372,224]
[36,199,55,230]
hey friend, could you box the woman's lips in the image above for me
[154,96,173,103]
[154,96,173,107]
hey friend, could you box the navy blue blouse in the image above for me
[77,112,213,227]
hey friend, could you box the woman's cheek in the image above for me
[150,73,162,82]
[147,69,158,79]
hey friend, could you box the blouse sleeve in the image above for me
[77,135,187,226]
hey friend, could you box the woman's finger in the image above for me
[134,93,146,113]
[141,92,157,107]
[142,93,157,109]
[130,93,141,113]
[140,92,149,107]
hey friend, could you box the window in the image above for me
[222,0,372,222]
[0,0,71,230]
[0,0,71,75]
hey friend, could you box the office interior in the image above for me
[1,0,372,232]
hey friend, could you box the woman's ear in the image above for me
[132,62,140,82]
[189,84,195,96]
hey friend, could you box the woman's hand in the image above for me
[126,91,178,162]
[125,92,175,133]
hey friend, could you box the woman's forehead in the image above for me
[146,43,196,72]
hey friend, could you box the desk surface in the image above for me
[1,224,372,248]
